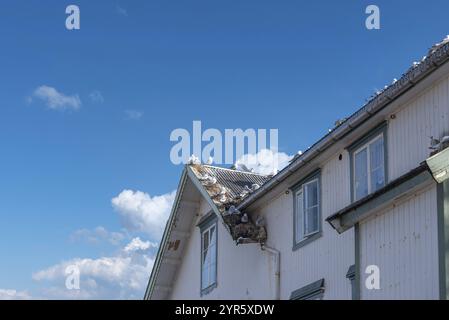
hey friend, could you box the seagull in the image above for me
[187,155,201,165]
[199,174,217,185]
[429,135,449,151]
[428,35,449,55]
[237,163,253,173]
[255,216,265,227]
[239,190,249,198]
[251,183,260,191]
[430,136,440,150]
[227,205,240,215]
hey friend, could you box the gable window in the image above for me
[293,171,321,249]
[200,217,217,294]
[353,133,385,201]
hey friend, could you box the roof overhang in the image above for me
[326,164,434,233]
[426,146,449,183]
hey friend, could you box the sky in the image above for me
[1,0,449,299]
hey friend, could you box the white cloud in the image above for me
[69,226,126,246]
[116,4,128,16]
[235,149,293,175]
[0,289,32,300]
[124,109,143,120]
[124,237,157,252]
[112,190,176,239]
[32,85,81,111]
[32,238,156,299]
[89,90,104,104]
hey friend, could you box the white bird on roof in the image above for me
[428,35,449,55]
[251,183,260,191]
[244,185,253,193]
[187,154,201,165]
[236,163,253,173]
[227,205,240,215]
[430,135,449,151]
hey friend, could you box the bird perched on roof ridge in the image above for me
[236,163,253,173]
[187,154,201,165]
[428,35,449,55]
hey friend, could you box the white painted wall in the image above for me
[389,74,449,180]
[260,153,355,300]
[170,198,273,299]
[359,185,439,299]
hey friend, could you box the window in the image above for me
[201,223,217,293]
[290,279,325,300]
[293,172,321,249]
[353,134,385,201]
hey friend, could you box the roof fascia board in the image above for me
[144,168,188,300]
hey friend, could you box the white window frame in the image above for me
[201,223,217,292]
[352,133,385,201]
[294,177,320,245]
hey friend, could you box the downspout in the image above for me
[261,245,280,300]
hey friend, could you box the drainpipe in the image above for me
[261,245,280,300]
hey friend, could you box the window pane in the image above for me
[305,181,318,208]
[354,148,368,201]
[209,226,216,245]
[202,231,209,264]
[209,246,216,284]
[295,192,303,243]
[305,206,319,235]
[369,136,385,192]
[202,265,209,289]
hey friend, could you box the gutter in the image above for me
[236,41,449,212]
[261,245,280,300]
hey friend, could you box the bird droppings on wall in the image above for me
[189,164,269,245]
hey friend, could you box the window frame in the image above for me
[353,133,385,200]
[348,122,388,203]
[292,170,322,250]
[198,214,218,296]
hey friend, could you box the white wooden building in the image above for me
[145,37,449,300]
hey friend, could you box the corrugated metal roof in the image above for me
[189,164,271,213]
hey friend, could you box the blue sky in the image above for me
[1,0,449,299]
